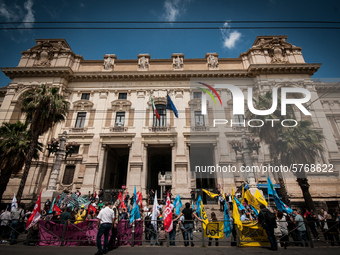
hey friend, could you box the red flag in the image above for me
[117,191,126,209]
[164,191,173,233]
[53,204,62,215]
[121,190,127,210]
[26,190,42,230]
[137,191,143,209]
[89,204,97,213]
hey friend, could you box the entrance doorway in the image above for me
[147,146,172,199]
[103,146,129,190]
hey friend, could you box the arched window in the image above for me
[153,104,166,127]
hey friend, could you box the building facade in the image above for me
[1,36,339,209]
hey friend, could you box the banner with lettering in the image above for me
[239,221,270,247]
[38,220,142,246]
[204,221,224,239]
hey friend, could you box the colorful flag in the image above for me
[137,191,143,209]
[53,204,62,215]
[244,190,260,210]
[166,94,178,118]
[11,194,18,212]
[223,201,232,237]
[89,204,97,213]
[203,189,219,198]
[241,185,245,204]
[151,97,160,120]
[232,187,243,231]
[196,195,202,217]
[234,195,245,210]
[151,191,159,231]
[49,197,56,214]
[175,195,182,216]
[129,200,141,224]
[254,189,268,207]
[200,200,209,231]
[250,205,258,217]
[267,175,277,196]
[267,175,292,214]
[26,190,42,230]
[173,195,179,208]
[164,192,173,233]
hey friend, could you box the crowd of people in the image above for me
[0,188,340,253]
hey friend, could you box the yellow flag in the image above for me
[205,221,224,238]
[254,189,268,207]
[232,187,243,231]
[202,189,219,198]
[244,190,260,210]
[222,189,225,201]
[200,200,209,231]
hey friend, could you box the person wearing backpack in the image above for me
[258,204,277,251]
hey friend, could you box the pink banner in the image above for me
[38,220,142,246]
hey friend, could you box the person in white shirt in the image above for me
[96,203,115,255]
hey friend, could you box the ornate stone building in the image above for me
[0,36,339,209]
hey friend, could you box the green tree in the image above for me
[278,120,324,211]
[16,84,69,203]
[0,121,40,203]
[246,91,290,204]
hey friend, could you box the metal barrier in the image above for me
[0,218,339,248]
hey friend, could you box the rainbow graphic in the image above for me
[196,82,222,106]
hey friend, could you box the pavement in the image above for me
[0,245,339,255]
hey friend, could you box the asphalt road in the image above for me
[0,246,340,255]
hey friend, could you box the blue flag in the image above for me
[250,205,258,216]
[234,196,245,210]
[49,197,56,214]
[134,186,137,203]
[196,195,202,217]
[129,200,141,224]
[166,94,178,118]
[176,195,182,215]
[267,175,278,196]
[267,175,293,214]
[223,201,231,237]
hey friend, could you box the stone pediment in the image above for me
[111,99,132,111]
[72,99,94,110]
[27,39,71,52]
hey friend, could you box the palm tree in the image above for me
[0,121,41,203]
[246,91,291,204]
[278,120,324,211]
[16,84,69,203]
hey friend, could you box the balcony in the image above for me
[191,125,209,131]
[149,126,171,132]
[69,127,88,133]
[158,171,172,186]
[110,126,128,132]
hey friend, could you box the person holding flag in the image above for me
[174,202,202,247]
[232,187,243,232]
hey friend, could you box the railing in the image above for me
[1,217,339,248]
[110,126,128,132]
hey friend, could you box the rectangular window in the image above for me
[193,92,202,99]
[115,112,125,126]
[75,112,86,128]
[118,93,127,99]
[234,115,245,126]
[81,93,90,100]
[195,111,205,126]
[62,165,75,185]
[153,105,166,127]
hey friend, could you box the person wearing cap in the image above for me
[96,202,115,255]
[75,205,87,224]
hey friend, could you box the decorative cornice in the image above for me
[1,67,73,79]
[248,63,321,75]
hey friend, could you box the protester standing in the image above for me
[9,203,25,245]
[174,202,202,247]
[96,202,115,255]
[208,212,219,246]
[292,209,309,247]
[258,204,277,251]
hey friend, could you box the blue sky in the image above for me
[0,0,340,87]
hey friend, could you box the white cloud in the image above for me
[221,22,242,49]
[163,0,192,22]
[22,0,35,28]
[0,0,35,28]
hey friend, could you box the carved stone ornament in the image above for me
[34,46,52,67]
[138,54,150,70]
[206,53,219,69]
[173,55,183,70]
[269,41,288,64]
[103,54,116,71]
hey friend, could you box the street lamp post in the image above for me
[229,129,260,193]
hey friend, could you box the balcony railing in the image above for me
[69,127,88,132]
[149,126,171,132]
[110,126,128,132]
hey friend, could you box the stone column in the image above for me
[47,131,67,190]
[241,129,257,194]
